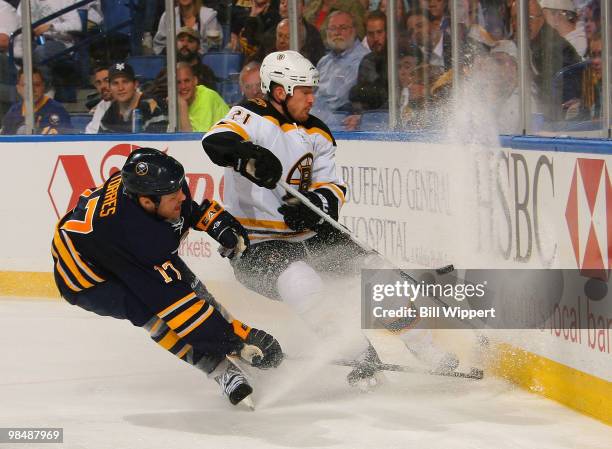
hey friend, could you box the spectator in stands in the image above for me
[564,32,602,120]
[540,0,587,58]
[304,0,366,40]
[583,0,600,42]
[427,0,448,31]
[348,10,389,116]
[233,0,281,59]
[277,0,326,65]
[176,27,217,90]
[0,0,18,54]
[274,18,293,51]
[85,65,112,134]
[398,46,426,127]
[1,67,71,135]
[378,0,405,24]
[362,8,387,54]
[226,0,259,52]
[406,9,433,60]
[177,62,228,132]
[0,0,19,120]
[238,61,263,103]
[154,0,223,55]
[17,0,82,103]
[99,62,168,133]
[311,11,369,122]
[511,0,581,120]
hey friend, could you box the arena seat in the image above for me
[127,55,165,81]
[202,52,243,81]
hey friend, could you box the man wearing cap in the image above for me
[510,0,581,120]
[176,26,217,91]
[540,0,587,58]
[99,62,168,134]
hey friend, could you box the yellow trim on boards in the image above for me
[490,343,611,425]
[0,271,59,298]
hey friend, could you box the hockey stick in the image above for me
[334,359,484,380]
[278,180,468,318]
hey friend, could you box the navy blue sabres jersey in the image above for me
[52,171,195,294]
[51,172,226,334]
[51,172,247,364]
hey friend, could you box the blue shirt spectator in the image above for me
[1,68,71,134]
[311,10,369,121]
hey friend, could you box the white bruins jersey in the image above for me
[203,98,346,243]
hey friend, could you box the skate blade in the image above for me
[240,395,255,411]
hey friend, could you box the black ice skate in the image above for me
[215,360,254,407]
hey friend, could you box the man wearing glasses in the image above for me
[311,10,369,122]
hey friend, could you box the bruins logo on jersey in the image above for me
[248,98,267,108]
[287,153,313,192]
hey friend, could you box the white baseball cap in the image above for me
[538,0,576,12]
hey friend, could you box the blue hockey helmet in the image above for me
[121,148,185,199]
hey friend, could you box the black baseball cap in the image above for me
[108,62,136,82]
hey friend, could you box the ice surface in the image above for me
[1,295,610,449]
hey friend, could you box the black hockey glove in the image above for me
[278,191,327,231]
[234,141,283,189]
[232,320,284,369]
[191,200,250,259]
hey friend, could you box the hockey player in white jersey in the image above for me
[201,50,364,326]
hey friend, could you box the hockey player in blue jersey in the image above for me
[1,67,72,135]
[52,148,283,406]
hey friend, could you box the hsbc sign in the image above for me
[47,143,224,218]
[565,158,612,280]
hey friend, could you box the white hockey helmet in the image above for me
[260,50,319,96]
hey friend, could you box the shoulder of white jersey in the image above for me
[303,113,336,146]
[237,98,275,116]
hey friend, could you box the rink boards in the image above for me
[0,133,610,424]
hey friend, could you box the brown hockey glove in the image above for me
[191,200,250,259]
[232,320,284,369]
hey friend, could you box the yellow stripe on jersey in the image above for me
[157,329,180,350]
[149,317,163,335]
[311,182,346,204]
[263,115,280,127]
[61,230,105,282]
[176,344,192,360]
[52,248,82,292]
[177,304,214,338]
[211,121,249,141]
[263,117,333,143]
[232,319,251,340]
[52,226,94,289]
[249,232,311,241]
[237,217,290,230]
[167,300,205,330]
[305,127,333,143]
[157,292,197,318]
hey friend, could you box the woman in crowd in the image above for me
[154,0,223,54]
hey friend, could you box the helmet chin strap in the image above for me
[271,90,298,123]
